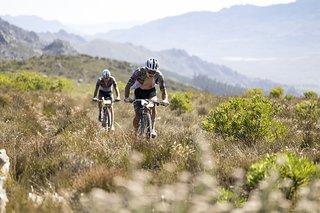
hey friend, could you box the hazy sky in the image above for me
[1,0,295,25]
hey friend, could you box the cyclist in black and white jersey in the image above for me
[124,57,169,137]
[93,69,120,131]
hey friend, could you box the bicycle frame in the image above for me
[133,99,163,140]
[94,97,113,131]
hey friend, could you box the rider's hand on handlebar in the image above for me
[124,97,133,103]
[162,100,169,106]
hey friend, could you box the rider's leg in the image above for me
[133,89,141,135]
[110,104,115,131]
[98,90,103,121]
[133,112,140,135]
[98,102,102,121]
[150,96,158,137]
[151,106,157,137]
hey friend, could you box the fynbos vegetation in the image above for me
[169,92,193,114]
[1,55,320,212]
[202,95,287,143]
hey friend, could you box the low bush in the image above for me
[295,101,319,129]
[0,72,74,92]
[202,95,287,143]
[303,91,318,100]
[269,87,284,99]
[246,152,319,199]
[242,88,264,97]
[170,92,192,114]
[294,100,319,145]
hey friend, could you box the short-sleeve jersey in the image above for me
[96,76,117,92]
[126,67,166,91]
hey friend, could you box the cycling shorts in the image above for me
[98,90,113,100]
[134,87,156,99]
[134,87,156,113]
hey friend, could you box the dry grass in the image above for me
[1,86,320,212]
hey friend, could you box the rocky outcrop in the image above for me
[0,18,78,60]
[42,39,77,56]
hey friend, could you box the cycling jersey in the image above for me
[125,67,166,98]
[95,76,117,92]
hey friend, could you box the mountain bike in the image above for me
[130,99,166,140]
[93,97,120,131]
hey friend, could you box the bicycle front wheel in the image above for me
[102,107,111,130]
[140,112,152,140]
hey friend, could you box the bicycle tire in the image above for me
[102,107,111,130]
[102,107,107,127]
[140,112,152,140]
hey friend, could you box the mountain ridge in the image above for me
[0,17,77,60]
[95,0,320,88]
[75,39,297,94]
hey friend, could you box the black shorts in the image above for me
[98,90,113,100]
[134,87,156,113]
[134,87,156,99]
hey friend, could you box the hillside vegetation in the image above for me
[0,55,189,93]
[1,56,320,212]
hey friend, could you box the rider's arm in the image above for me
[158,72,168,101]
[160,87,168,102]
[124,69,139,98]
[93,79,100,98]
[112,77,120,99]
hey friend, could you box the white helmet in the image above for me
[146,57,159,71]
[101,69,110,78]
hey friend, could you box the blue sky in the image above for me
[0,0,295,24]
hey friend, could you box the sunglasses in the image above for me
[147,70,156,75]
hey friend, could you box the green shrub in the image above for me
[217,188,233,202]
[242,88,264,97]
[14,72,51,91]
[246,152,319,199]
[269,87,284,98]
[170,92,192,114]
[303,91,318,100]
[202,95,287,143]
[116,81,126,92]
[0,72,74,92]
[295,100,319,144]
[0,73,13,85]
[50,77,74,92]
[295,101,319,128]
[284,94,293,100]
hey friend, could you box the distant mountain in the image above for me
[0,15,301,95]
[0,15,144,36]
[38,30,87,45]
[0,18,77,60]
[69,20,146,35]
[42,39,77,56]
[0,15,71,33]
[0,17,42,60]
[75,39,297,94]
[96,0,320,88]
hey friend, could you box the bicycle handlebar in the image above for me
[93,98,121,103]
[127,99,168,106]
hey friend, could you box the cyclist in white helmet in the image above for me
[124,57,169,138]
[93,69,121,131]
